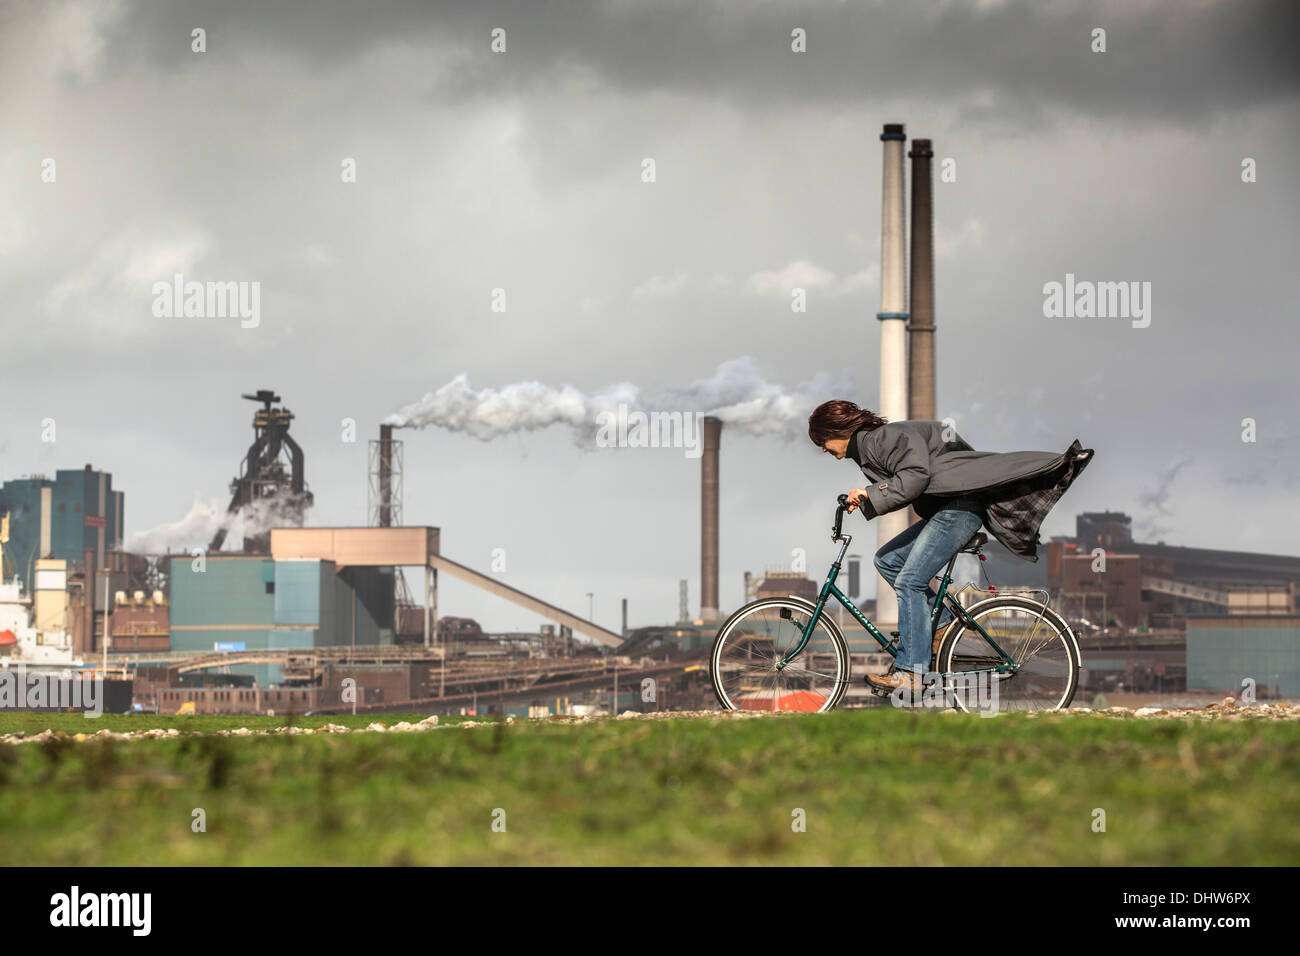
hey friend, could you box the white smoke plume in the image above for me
[382,356,855,444]
[124,496,309,554]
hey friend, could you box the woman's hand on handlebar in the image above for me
[844,488,868,513]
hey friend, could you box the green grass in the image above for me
[1,709,1297,865]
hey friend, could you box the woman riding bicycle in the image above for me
[808,400,1093,695]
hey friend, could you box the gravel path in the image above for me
[3,697,1297,744]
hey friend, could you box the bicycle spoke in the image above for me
[780,661,844,682]
[711,601,849,712]
[942,599,1076,712]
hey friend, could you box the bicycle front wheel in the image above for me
[710,598,850,713]
[936,596,1079,713]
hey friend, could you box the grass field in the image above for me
[2,709,1298,865]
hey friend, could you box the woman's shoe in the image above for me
[865,668,920,694]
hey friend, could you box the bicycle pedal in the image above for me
[864,676,892,697]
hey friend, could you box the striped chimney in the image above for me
[875,122,909,628]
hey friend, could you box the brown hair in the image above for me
[807,400,888,447]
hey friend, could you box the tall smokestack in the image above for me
[701,416,721,622]
[369,424,402,528]
[875,122,908,628]
[378,424,393,527]
[907,138,936,530]
[908,138,936,424]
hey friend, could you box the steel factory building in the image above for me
[1046,511,1299,628]
[168,553,396,682]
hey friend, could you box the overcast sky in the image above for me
[2,0,1298,637]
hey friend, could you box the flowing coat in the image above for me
[850,420,1094,562]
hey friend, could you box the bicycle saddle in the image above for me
[958,531,988,553]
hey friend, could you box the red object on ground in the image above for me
[737,689,827,713]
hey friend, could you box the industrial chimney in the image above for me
[907,138,937,530]
[700,416,721,622]
[379,424,393,527]
[368,425,404,527]
[908,138,936,425]
[875,122,909,628]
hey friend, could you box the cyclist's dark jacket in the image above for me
[846,420,1093,562]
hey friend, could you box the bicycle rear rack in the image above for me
[948,583,1052,608]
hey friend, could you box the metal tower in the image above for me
[209,390,313,553]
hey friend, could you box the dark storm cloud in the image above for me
[4,0,1297,628]
[94,0,1300,129]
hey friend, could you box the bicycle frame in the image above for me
[775,523,1020,679]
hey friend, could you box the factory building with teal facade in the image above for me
[168,555,395,683]
[1186,615,1300,698]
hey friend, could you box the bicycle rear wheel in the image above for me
[936,596,1079,712]
[710,598,850,712]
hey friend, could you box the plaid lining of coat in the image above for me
[980,440,1094,561]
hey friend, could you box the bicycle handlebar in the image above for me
[833,493,872,540]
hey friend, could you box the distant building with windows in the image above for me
[0,465,122,594]
[1047,511,1299,629]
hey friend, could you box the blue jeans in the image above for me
[873,505,985,675]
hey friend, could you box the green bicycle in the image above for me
[709,494,1082,713]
